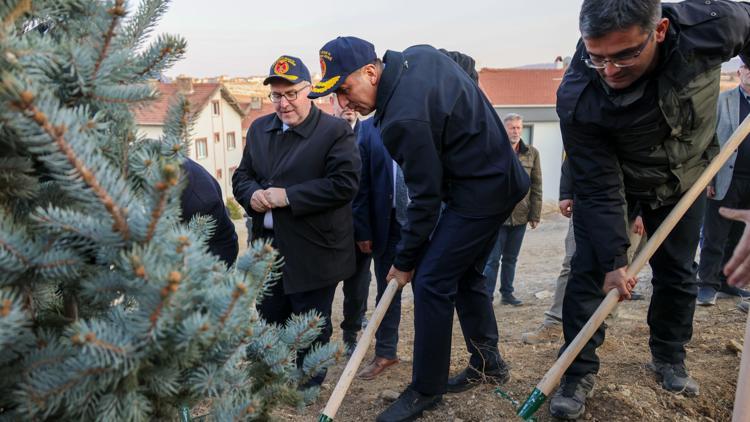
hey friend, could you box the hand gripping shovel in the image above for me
[518,115,750,420]
[318,279,400,422]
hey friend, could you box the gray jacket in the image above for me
[713,86,743,201]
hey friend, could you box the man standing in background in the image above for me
[331,97,373,354]
[697,58,750,306]
[352,118,407,380]
[483,113,542,306]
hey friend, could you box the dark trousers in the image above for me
[341,248,372,338]
[256,231,337,387]
[698,178,750,289]
[411,208,505,395]
[562,197,704,379]
[483,224,527,298]
[373,215,403,360]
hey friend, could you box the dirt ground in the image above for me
[234,212,748,422]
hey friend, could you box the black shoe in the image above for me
[738,300,749,314]
[696,287,717,306]
[630,291,645,301]
[375,387,442,422]
[549,373,596,420]
[343,331,358,357]
[647,359,699,396]
[446,363,510,393]
[500,294,523,306]
[719,285,750,299]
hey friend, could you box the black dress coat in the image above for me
[232,104,361,294]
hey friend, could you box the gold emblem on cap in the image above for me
[311,75,340,94]
[274,56,298,78]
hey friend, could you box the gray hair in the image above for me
[579,0,661,39]
[503,113,523,124]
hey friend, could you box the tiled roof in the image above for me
[479,68,565,106]
[133,82,244,125]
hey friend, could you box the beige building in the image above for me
[134,77,245,199]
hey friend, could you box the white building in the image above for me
[479,67,566,201]
[134,78,246,199]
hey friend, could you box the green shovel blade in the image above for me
[517,388,547,420]
[318,413,334,422]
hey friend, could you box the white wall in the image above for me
[138,125,163,140]
[136,90,244,201]
[191,91,244,199]
[529,121,564,201]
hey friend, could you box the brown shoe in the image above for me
[521,321,562,345]
[357,356,398,380]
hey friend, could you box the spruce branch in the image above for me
[148,270,181,330]
[27,367,109,409]
[0,235,31,266]
[135,34,186,79]
[218,282,247,328]
[145,164,178,242]
[92,0,126,81]
[1,0,31,27]
[120,0,169,51]
[11,91,131,240]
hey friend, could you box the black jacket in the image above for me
[559,158,573,202]
[232,104,361,294]
[557,0,750,272]
[352,119,397,258]
[181,158,239,267]
[373,45,530,271]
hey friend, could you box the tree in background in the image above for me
[0,0,342,420]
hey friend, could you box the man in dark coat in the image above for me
[331,98,372,354]
[232,55,360,387]
[180,158,238,267]
[309,37,529,421]
[552,0,750,418]
[351,118,406,380]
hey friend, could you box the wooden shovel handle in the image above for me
[535,114,750,397]
[320,279,400,420]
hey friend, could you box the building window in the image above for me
[211,100,220,115]
[216,169,222,179]
[226,132,236,150]
[195,138,208,159]
[522,125,534,146]
[213,132,220,143]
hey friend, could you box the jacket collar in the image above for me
[516,139,529,154]
[373,50,407,126]
[264,103,320,138]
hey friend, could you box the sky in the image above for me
[149,0,589,78]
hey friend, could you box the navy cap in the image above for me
[263,55,311,85]
[308,36,377,98]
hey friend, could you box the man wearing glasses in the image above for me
[551,0,750,419]
[232,55,360,389]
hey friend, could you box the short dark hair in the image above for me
[579,0,661,39]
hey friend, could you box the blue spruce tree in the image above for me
[0,1,343,420]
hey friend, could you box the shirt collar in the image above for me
[264,103,320,138]
[740,85,750,103]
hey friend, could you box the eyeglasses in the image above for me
[582,31,654,69]
[268,84,310,103]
